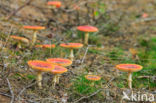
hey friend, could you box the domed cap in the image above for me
[46,58,72,67]
[60,43,83,49]
[10,35,29,43]
[85,75,101,81]
[27,60,54,72]
[77,25,98,32]
[116,64,143,72]
[47,1,61,8]
[23,26,45,30]
[51,65,67,74]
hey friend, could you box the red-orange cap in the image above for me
[42,44,56,48]
[51,65,67,74]
[116,64,143,72]
[23,26,45,30]
[10,35,29,43]
[47,1,61,8]
[77,25,98,32]
[46,58,72,67]
[60,43,83,49]
[27,60,54,72]
[85,75,101,81]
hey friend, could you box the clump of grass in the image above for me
[71,74,102,95]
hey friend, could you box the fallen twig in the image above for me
[6,78,14,103]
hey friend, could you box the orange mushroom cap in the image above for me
[23,26,45,30]
[10,35,29,43]
[85,75,101,81]
[51,65,67,74]
[47,1,61,8]
[60,43,83,49]
[28,60,54,72]
[77,25,98,32]
[116,64,143,72]
[46,58,72,67]
[35,44,55,48]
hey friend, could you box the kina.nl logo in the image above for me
[122,91,155,102]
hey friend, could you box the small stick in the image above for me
[6,78,14,103]
[5,0,34,20]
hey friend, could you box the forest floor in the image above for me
[0,0,156,103]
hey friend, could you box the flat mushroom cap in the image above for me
[116,64,143,72]
[28,60,54,72]
[35,44,55,48]
[77,25,98,32]
[42,44,56,48]
[85,75,101,81]
[10,35,29,43]
[47,1,61,8]
[51,65,67,74]
[46,58,72,67]
[23,26,45,30]
[60,43,83,49]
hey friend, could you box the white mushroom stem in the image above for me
[17,42,21,48]
[37,71,42,89]
[128,72,132,89]
[32,31,37,46]
[70,49,74,61]
[84,32,89,45]
[52,75,57,89]
[56,74,60,84]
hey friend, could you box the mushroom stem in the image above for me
[56,74,60,84]
[84,32,89,45]
[37,71,42,89]
[128,72,132,89]
[17,42,21,48]
[32,31,37,46]
[70,49,74,61]
[52,75,57,89]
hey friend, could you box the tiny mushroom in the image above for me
[46,58,72,67]
[60,43,83,61]
[85,75,101,86]
[23,26,45,46]
[10,35,29,48]
[27,60,54,89]
[77,25,98,45]
[35,44,56,49]
[50,65,67,88]
[116,64,143,89]
[47,1,62,8]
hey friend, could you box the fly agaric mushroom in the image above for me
[23,26,45,46]
[85,75,101,86]
[77,25,98,45]
[35,44,55,49]
[27,60,54,89]
[47,1,62,8]
[60,43,83,61]
[10,35,29,48]
[46,58,72,67]
[116,64,143,89]
[50,65,67,88]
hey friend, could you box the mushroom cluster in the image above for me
[6,1,144,92]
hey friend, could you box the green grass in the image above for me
[71,74,103,95]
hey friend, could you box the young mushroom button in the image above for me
[60,43,83,61]
[116,64,143,89]
[27,60,54,89]
[77,25,98,45]
[85,75,101,86]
